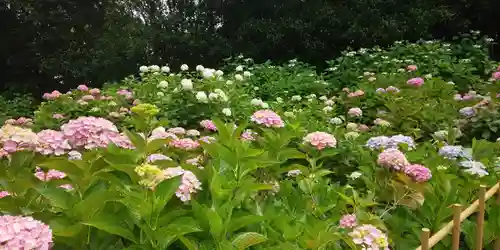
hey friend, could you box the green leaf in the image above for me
[179,236,199,250]
[38,158,82,178]
[83,212,136,243]
[124,129,146,152]
[9,151,34,171]
[74,189,119,220]
[231,232,267,249]
[146,139,169,154]
[35,186,75,209]
[228,214,264,233]
[156,217,202,248]
[206,208,224,240]
[49,217,84,237]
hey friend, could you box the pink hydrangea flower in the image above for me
[52,114,65,119]
[80,95,95,101]
[169,138,200,150]
[0,215,53,249]
[167,127,186,135]
[199,136,216,144]
[303,131,337,150]
[61,117,121,149]
[42,90,62,100]
[200,120,217,131]
[407,65,417,71]
[349,224,390,250]
[339,214,357,229]
[407,77,424,87]
[404,164,432,182]
[348,107,363,117]
[0,124,38,153]
[241,129,257,141]
[146,153,172,163]
[251,110,284,128]
[348,90,365,98]
[377,148,409,170]
[34,169,66,181]
[89,88,100,95]
[186,129,200,137]
[149,127,178,141]
[36,130,72,156]
[493,71,500,80]
[162,167,202,202]
[77,84,89,91]
[0,191,10,199]
[108,133,135,149]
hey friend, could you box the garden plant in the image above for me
[1,31,500,249]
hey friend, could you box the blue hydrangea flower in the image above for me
[439,146,472,160]
[459,107,476,117]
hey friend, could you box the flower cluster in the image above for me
[349,224,390,250]
[169,138,200,150]
[459,160,489,177]
[0,124,38,153]
[146,153,172,163]
[438,145,472,160]
[200,120,217,131]
[404,164,432,182]
[251,110,284,128]
[339,214,357,229]
[36,130,71,156]
[377,148,409,170]
[0,215,53,249]
[61,116,127,150]
[240,129,257,141]
[303,131,337,150]
[407,77,424,87]
[365,135,415,150]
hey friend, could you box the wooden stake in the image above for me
[495,182,500,250]
[420,228,430,250]
[476,185,486,250]
[452,204,462,250]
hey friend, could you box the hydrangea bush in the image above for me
[1,32,500,249]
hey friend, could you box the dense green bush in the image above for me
[1,34,500,249]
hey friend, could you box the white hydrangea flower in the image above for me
[158,81,168,88]
[235,74,243,81]
[330,117,343,125]
[243,71,252,77]
[181,79,193,90]
[139,66,149,72]
[250,98,264,106]
[149,65,160,72]
[161,66,170,73]
[225,80,234,85]
[157,92,165,97]
[291,95,302,101]
[215,70,224,77]
[222,108,232,116]
[208,92,219,101]
[319,96,328,101]
[236,65,243,71]
[180,64,189,71]
[196,65,204,71]
[261,102,269,109]
[196,92,208,103]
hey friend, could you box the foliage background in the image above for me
[1,0,499,99]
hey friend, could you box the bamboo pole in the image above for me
[452,204,462,250]
[495,185,500,250]
[415,182,500,250]
[475,185,486,250]
[420,228,431,250]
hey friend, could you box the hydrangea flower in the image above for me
[0,124,39,153]
[169,138,200,150]
[163,167,202,202]
[287,169,302,177]
[377,148,409,170]
[407,65,417,71]
[407,77,424,87]
[439,145,472,160]
[250,110,284,128]
[67,150,82,160]
[34,169,66,181]
[303,132,337,150]
[404,164,432,182]
[459,107,475,117]
[241,129,257,141]
[149,127,178,141]
[186,129,201,137]
[347,107,363,117]
[167,127,186,135]
[365,135,415,150]
[200,120,217,131]
[146,153,172,163]
[365,136,392,150]
[0,191,11,199]
[349,224,390,250]
[459,160,489,177]
[186,155,203,167]
[61,117,121,150]
[36,130,72,156]
[199,136,216,144]
[339,214,357,229]
[0,215,53,249]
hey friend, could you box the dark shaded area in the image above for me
[1,0,499,99]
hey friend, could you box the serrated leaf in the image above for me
[231,232,267,249]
